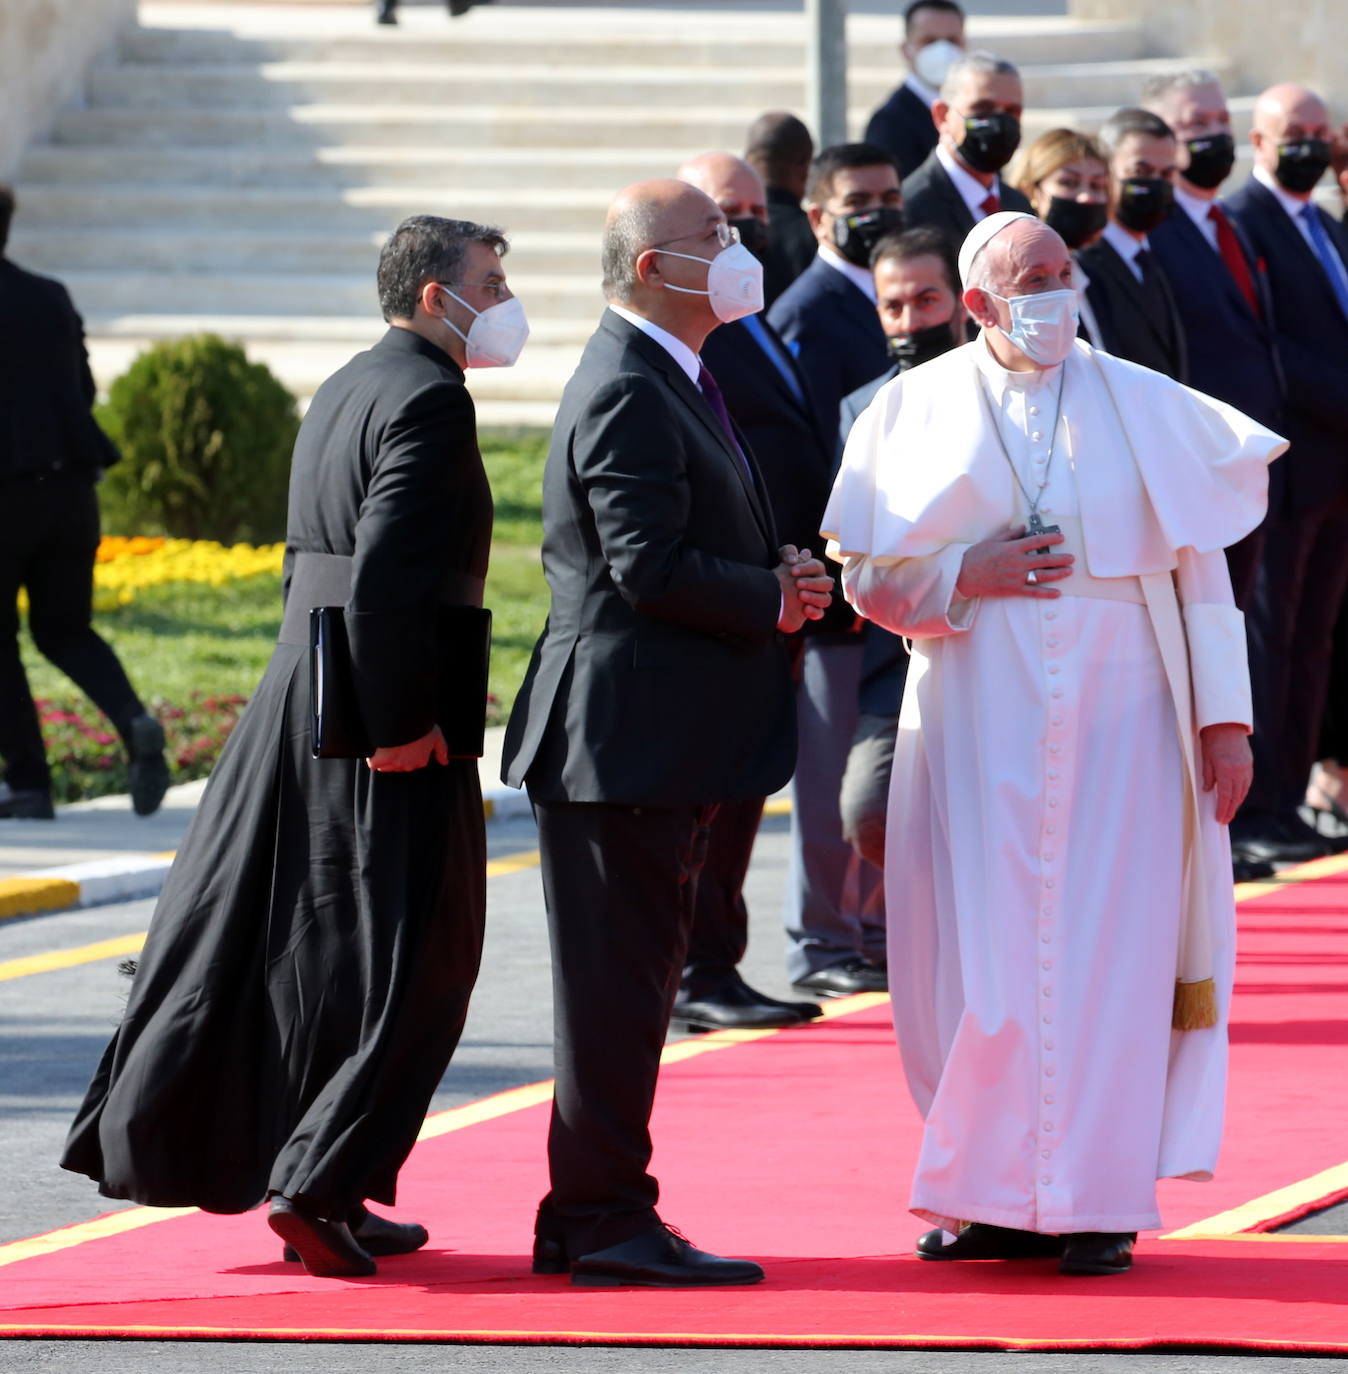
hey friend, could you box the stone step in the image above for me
[85,56,1225,114]
[83,312,593,346]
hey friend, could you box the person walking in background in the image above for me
[0,185,169,821]
[744,111,818,309]
[63,215,510,1278]
[865,0,966,180]
[376,0,491,25]
[1078,108,1189,382]
[1012,128,1110,345]
[502,177,832,1287]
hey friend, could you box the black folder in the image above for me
[309,605,492,760]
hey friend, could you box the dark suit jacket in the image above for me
[284,326,492,748]
[1225,177,1348,511]
[900,149,1033,246]
[764,187,818,309]
[767,255,891,446]
[1077,237,1188,383]
[0,258,121,481]
[501,310,795,806]
[699,315,833,553]
[864,83,938,180]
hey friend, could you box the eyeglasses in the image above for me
[651,221,741,251]
[443,279,510,303]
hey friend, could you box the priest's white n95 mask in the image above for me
[651,242,765,322]
[437,286,530,368]
[984,288,1079,366]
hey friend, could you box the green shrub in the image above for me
[96,334,299,544]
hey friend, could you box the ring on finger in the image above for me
[1026,569,1039,585]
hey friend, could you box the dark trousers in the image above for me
[1225,526,1265,613]
[0,475,144,792]
[533,797,715,1256]
[1241,496,1348,824]
[684,795,765,980]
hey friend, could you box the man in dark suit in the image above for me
[0,185,168,821]
[864,0,966,180]
[1079,108,1188,382]
[900,50,1031,247]
[745,111,817,308]
[672,151,834,1032]
[1225,83,1348,867]
[1142,71,1284,613]
[501,178,832,1287]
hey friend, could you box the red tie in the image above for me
[979,192,1000,217]
[1207,204,1262,318]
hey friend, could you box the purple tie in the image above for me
[697,363,754,485]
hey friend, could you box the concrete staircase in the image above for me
[9,1,1245,429]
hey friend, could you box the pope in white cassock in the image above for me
[822,212,1287,1277]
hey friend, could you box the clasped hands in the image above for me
[774,544,834,633]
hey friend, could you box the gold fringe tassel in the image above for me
[1172,977,1218,1031]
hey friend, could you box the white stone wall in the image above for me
[0,0,138,180]
[1069,0,1344,106]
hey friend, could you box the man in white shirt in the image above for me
[823,210,1285,1278]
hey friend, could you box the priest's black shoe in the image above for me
[267,1198,375,1277]
[283,1203,427,1263]
[0,787,55,820]
[672,971,820,1031]
[1060,1231,1135,1275]
[793,958,888,998]
[916,1224,1063,1261]
[567,1223,764,1288]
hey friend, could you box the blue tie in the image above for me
[741,313,807,406]
[1301,203,1348,322]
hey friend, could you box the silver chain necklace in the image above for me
[975,365,1067,542]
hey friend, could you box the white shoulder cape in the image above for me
[822,339,1287,578]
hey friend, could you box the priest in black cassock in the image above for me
[62,215,522,1278]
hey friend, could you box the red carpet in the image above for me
[2,857,1346,1352]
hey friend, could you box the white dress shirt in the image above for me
[1070,260,1104,348]
[1102,220,1148,283]
[817,244,879,302]
[937,143,1004,221]
[606,303,700,385]
[1174,184,1221,253]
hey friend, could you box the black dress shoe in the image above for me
[127,714,169,817]
[375,0,396,22]
[283,1203,427,1262]
[1060,1231,1135,1275]
[793,958,888,998]
[0,788,55,820]
[267,1198,375,1277]
[1233,818,1329,865]
[568,1223,764,1288]
[916,1223,1063,1262]
[1232,855,1275,882]
[448,0,492,14]
[673,972,819,1031]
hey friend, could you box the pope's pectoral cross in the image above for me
[1027,510,1061,555]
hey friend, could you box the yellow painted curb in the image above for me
[0,877,81,921]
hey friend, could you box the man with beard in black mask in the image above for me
[1223,84,1348,872]
[1077,108,1188,382]
[900,50,1031,246]
[1142,70,1283,614]
[836,226,965,873]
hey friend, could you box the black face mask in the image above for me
[1115,176,1175,234]
[1182,132,1236,190]
[956,112,1021,175]
[1274,138,1332,195]
[1043,196,1108,250]
[888,320,960,371]
[831,206,905,267]
[729,216,771,262]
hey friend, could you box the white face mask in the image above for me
[913,38,962,90]
[437,286,530,368]
[985,287,1079,366]
[651,242,765,322]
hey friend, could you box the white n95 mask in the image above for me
[652,242,765,322]
[438,287,530,368]
[913,38,962,90]
[985,288,1079,366]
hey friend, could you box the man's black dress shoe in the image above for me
[0,788,55,820]
[1233,817,1330,866]
[282,1203,427,1263]
[127,714,170,817]
[916,1223,1063,1261]
[267,1198,375,1277]
[793,958,888,998]
[566,1223,764,1288]
[1060,1231,1135,1275]
[1232,855,1275,882]
[673,971,821,1031]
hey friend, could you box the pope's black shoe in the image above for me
[566,1223,764,1288]
[793,958,888,998]
[268,1198,375,1277]
[1060,1231,1135,1275]
[673,970,821,1031]
[283,1203,427,1263]
[916,1223,1064,1261]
